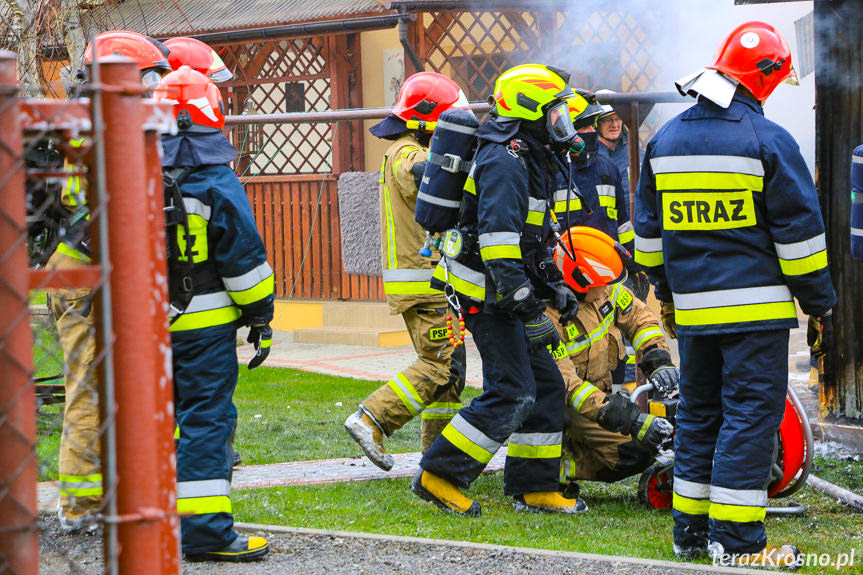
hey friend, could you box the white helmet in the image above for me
[595,89,617,121]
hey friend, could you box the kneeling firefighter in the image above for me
[154,67,274,561]
[344,72,468,469]
[546,227,675,502]
[412,64,583,516]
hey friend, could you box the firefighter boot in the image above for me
[411,469,481,516]
[344,409,394,471]
[709,541,803,570]
[186,535,269,562]
[513,491,588,514]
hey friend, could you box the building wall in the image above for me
[361,27,404,173]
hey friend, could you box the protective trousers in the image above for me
[562,410,654,483]
[173,327,239,554]
[361,302,465,451]
[420,311,565,496]
[673,330,789,555]
[47,249,102,520]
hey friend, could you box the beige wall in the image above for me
[360,28,404,173]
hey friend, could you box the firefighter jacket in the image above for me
[163,134,274,337]
[852,145,863,261]
[634,91,836,335]
[558,284,667,421]
[430,115,562,307]
[553,137,634,252]
[379,133,444,315]
[53,138,91,262]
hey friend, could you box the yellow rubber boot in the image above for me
[710,542,803,570]
[411,470,481,516]
[513,491,588,514]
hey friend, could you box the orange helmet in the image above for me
[83,31,171,92]
[708,21,794,102]
[153,66,225,132]
[164,37,233,83]
[393,72,469,132]
[554,227,625,293]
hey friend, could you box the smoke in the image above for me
[540,0,815,174]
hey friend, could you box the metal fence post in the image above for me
[98,55,176,575]
[0,51,38,575]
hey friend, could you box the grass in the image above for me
[233,472,863,574]
[233,367,481,464]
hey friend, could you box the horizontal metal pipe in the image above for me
[387,0,571,11]
[225,92,686,126]
[192,14,412,44]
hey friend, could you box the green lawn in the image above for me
[233,367,481,463]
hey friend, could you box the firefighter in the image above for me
[547,227,675,503]
[47,30,172,533]
[556,91,646,392]
[593,89,631,182]
[343,72,468,469]
[411,64,581,516]
[852,145,863,261]
[634,22,835,569]
[153,67,274,561]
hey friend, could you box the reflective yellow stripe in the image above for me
[177,495,232,515]
[170,305,243,332]
[59,473,103,497]
[59,473,102,482]
[384,281,441,295]
[387,373,424,416]
[525,211,544,225]
[571,381,600,412]
[383,182,398,269]
[433,262,485,300]
[656,172,763,192]
[636,414,656,441]
[778,251,828,276]
[506,442,561,459]
[480,245,522,261]
[673,493,711,515]
[421,401,461,420]
[634,249,663,267]
[662,190,756,231]
[442,423,495,464]
[598,195,615,208]
[60,486,103,497]
[709,502,766,523]
[554,198,583,213]
[619,228,634,244]
[674,301,796,326]
[632,326,664,351]
[260,338,272,349]
[227,274,274,305]
[56,242,91,262]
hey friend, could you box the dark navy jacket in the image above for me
[851,145,863,261]
[634,92,835,335]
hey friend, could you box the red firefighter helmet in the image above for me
[153,66,225,132]
[554,227,626,293]
[164,37,233,83]
[708,21,794,102]
[393,72,469,132]
[82,31,171,94]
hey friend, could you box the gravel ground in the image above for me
[39,515,718,575]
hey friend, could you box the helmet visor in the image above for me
[546,101,577,145]
[141,68,166,98]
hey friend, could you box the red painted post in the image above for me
[98,56,175,575]
[0,51,38,575]
[143,125,181,572]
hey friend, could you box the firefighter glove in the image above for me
[524,314,561,354]
[640,347,679,394]
[597,392,641,434]
[552,281,579,324]
[631,270,651,301]
[660,301,677,339]
[247,324,273,370]
[807,311,833,358]
[409,161,428,189]
[631,413,674,450]
[497,280,546,322]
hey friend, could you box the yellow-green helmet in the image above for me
[491,64,575,121]
[567,89,604,129]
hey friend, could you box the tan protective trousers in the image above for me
[46,250,102,519]
[361,302,465,452]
